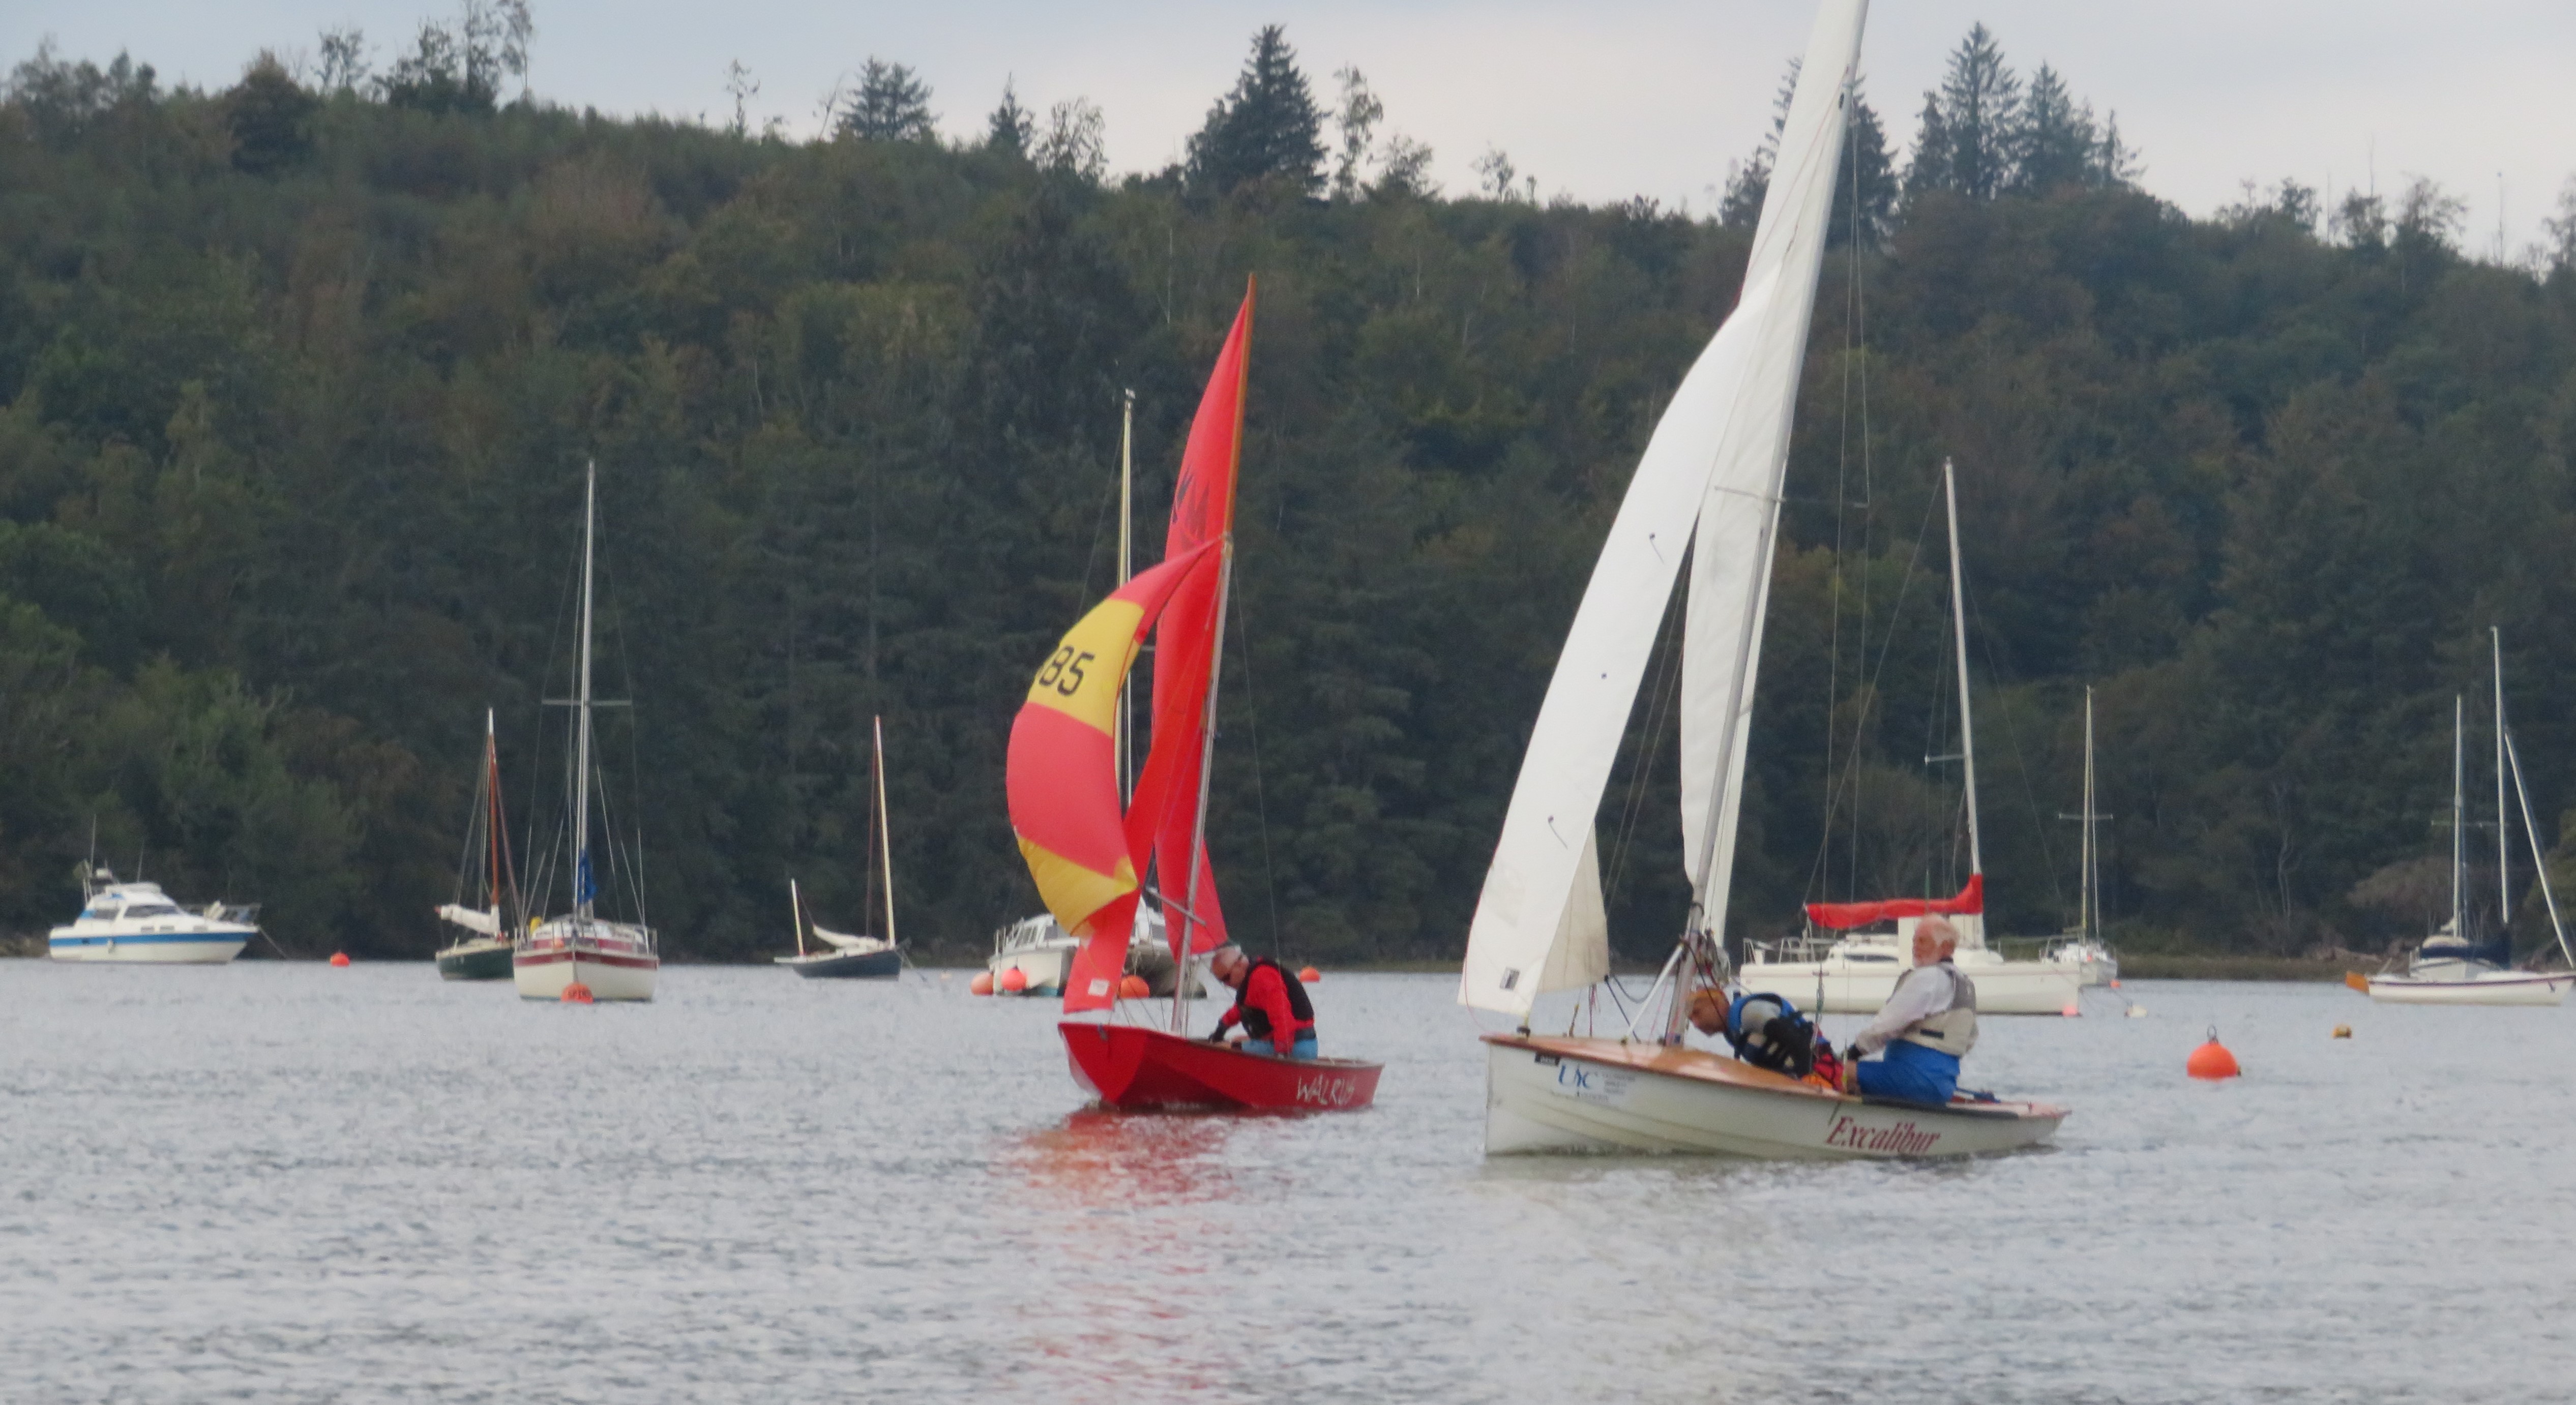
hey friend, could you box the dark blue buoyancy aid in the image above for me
[1725,993,1821,1079]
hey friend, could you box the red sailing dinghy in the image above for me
[1006,283,1382,1113]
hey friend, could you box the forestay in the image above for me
[1459,0,1868,1018]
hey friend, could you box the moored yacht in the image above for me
[986,905,1200,997]
[513,462,660,1002]
[49,869,258,964]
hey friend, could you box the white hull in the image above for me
[48,933,248,964]
[515,919,658,1001]
[2365,971,2571,1006]
[1483,1035,2064,1159]
[1740,946,2082,1014]
[987,940,1075,996]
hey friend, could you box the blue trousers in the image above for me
[1854,1039,1960,1104]
[1252,1024,1319,1055]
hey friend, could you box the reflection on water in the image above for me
[3,965,2573,1402]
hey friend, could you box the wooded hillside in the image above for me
[5,19,2574,963]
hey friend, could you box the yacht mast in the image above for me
[2449,695,2464,939]
[2495,629,2509,941]
[875,714,897,947]
[1117,389,1135,805]
[2081,686,2097,944]
[1942,459,1983,876]
[574,460,598,925]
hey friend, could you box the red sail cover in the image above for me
[1007,544,1222,1011]
[1137,284,1254,959]
[1804,874,1985,931]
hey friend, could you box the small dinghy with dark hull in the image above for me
[778,718,904,981]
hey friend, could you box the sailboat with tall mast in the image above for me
[2364,630,2574,1004]
[1738,460,2084,1014]
[778,715,903,979]
[1458,0,2062,1157]
[2044,687,2119,985]
[513,462,660,1002]
[1006,286,1379,1111]
[435,709,522,980]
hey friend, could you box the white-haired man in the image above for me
[1841,915,1978,1103]
[1206,945,1317,1059]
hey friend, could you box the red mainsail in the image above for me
[1132,283,1254,959]
[1804,874,1985,932]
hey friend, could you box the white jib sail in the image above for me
[1677,1,1868,929]
[1459,0,1867,1018]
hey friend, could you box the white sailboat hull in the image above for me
[1739,947,2082,1014]
[2365,970,2571,1005]
[514,921,658,1001]
[1483,1035,2063,1159]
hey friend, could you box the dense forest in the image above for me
[4,12,2575,965]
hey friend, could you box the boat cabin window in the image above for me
[83,906,120,920]
[1844,952,1899,963]
[124,903,183,918]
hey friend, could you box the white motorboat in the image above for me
[48,869,258,964]
[986,905,1202,997]
[1457,0,2065,1159]
[514,462,659,1002]
[1738,464,2080,1017]
[2363,632,2574,1007]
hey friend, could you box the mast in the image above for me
[1172,539,1235,1035]
[2081,686,2097,944]
[874,714,897,947]
[574,460,598,925]
[1943,459,1983,876]
[2495,628,2509,943]
[485,708,502,927]
[2449,695,2465,939]
[1117,389,1135,804]
[790,878,806,957]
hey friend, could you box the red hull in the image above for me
[1058,1022,1381,1112]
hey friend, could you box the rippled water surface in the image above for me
[4,962,2571,1402]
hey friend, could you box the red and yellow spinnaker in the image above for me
[1006,543,1221,1010]
[1131,283,1255,959]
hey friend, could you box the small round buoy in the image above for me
[999,967,1028,994]
[329,952,350,967]
[969,971,995,996]
[561,982,594,1004]
[1298,965,1321,983]
[2331,1024,2352,1039]
[2108,979,2121,989]
[2187,1025,2240,1080]
[2060,1001,2081,1017]
[1118,974,1150,999]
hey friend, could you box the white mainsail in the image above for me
[1460,0,1868,1016]
[436,903,500,936]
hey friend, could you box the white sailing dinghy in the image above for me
[1736,460,2083,1015]
[1458,0,2064,1157]
[514,462,661,1002]
[2365,631,2574,1005]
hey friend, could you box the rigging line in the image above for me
[1604,578,1690,913]
[598,528,652,933]
[1802,480,1940,900]
[1962,569,2068,916]
[1820,70,1873,900]
[1228,567,1285,957]
[1848,135,1876,901]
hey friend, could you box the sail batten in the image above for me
[1459,0,1868,1017]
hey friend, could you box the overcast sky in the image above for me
[9,2,2573,258]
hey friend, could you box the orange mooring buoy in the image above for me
[329,952,350,967]
[2060,1001,2080,1017]
[1119,974,1150,1000]
[2187,1026,2240,1080]
[969,971,996,996]
[999,967,1028,995]
[1298,965,1321,983]
[561,982,594,1004]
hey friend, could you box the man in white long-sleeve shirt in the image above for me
[1841,916,1978,1103]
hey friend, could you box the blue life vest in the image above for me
[1725,992,1820,1078]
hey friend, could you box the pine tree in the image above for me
[2011,64,2096,196]
[985,78,1032,157]
[840,58,935,142]
[1906,23,2021,202]
[1721,59,1896,248]
[1185,25,1325,197]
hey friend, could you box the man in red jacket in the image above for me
[1207,945,1318,1059]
